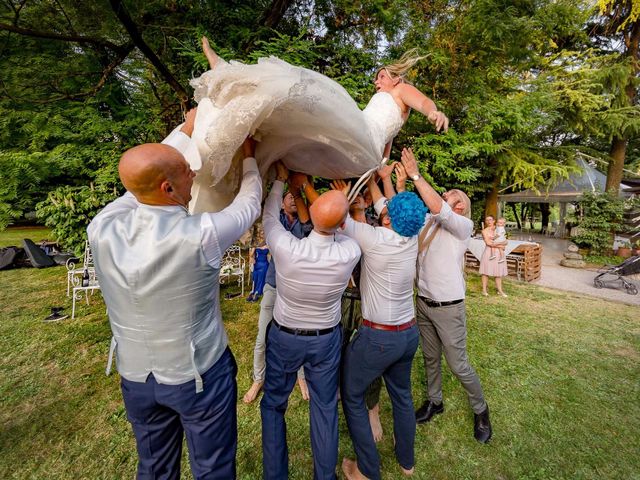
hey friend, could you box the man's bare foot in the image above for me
[368,403,383,442]
[242,380,263,404]
[202,36,218,69]
[342,458,370,480]
[297,377,310,401]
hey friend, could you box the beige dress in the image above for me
[479,229,507,277]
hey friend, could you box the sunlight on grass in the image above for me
[1,254,638,479]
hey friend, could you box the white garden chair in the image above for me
[66,240,95,297]
[71,270,101,319]
[219,245,246,296]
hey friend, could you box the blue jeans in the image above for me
[260,322,342,480]
[120,348,237,480]
[341,325,419,480]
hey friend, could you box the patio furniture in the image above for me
[71,269,101,319]
[66,241,95,297]
[219,245,246,296]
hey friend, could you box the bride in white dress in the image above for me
[186,37,449,213]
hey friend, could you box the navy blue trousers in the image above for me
[120,348,238,480]
[341,325,419,480]
[260,322,342,480]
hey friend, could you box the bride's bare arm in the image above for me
[397,84,449,132]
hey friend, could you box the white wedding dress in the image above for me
[185,57,405,213]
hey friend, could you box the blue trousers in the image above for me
[342,325,419,480]
[120,348,238,480]
[260,322,342,480]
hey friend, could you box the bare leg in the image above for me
[496,277,507,297]
[342,458,370,480]
[243,380,263,404]
[368,403,383,442]
[481,275,489,296]
[202,36,219,70]
[489,247,496,260]
[297,377,310,401]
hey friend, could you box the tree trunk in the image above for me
[484,176,499,219]
[605,136,627,194]
[509,203,521,229]
[540,203,550,234]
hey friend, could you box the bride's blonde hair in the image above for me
[378,48,427,83]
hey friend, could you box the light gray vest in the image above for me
[91,205,227,393]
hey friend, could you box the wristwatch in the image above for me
[411,174,420,181]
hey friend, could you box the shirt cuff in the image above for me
[162,130,191,153]
[432,199,452,219]
[242,157,258,176]
[374,197,388,216]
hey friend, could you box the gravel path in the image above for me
[525,234,640,306]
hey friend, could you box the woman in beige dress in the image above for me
[479,215,508,296]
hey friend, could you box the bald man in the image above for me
[87,109,262,479]
[260,163,361,480]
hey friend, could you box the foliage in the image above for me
[35,183,120,254]
[573,191,625,254]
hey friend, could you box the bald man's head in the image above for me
[118,143,195,207]
[310,190,349,234]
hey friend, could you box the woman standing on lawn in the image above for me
[479,215,508,297]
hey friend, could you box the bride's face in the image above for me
[375,69,399,93]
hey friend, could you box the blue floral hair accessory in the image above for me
[387,191,428,237]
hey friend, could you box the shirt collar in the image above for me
[308,230,335,244]
[139,204,189,215]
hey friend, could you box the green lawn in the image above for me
[0,243,638,479]
[0,226,52,248]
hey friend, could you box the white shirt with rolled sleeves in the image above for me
[88,130,262,268]
[417,201,473,302]
[263,180,361,330]
[340,216,417,326]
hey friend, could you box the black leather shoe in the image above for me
[415,401,444,424]
[473,405,492,443]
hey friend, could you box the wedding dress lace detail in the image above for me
[188,57,408,213]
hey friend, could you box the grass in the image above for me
[0,237,638,479]
[0,226,52,248]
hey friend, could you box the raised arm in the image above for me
[263,161,291,251]
[288,171,311,223]
[204,137,263,255]
[397,83,449,132]
[400,147,443,214]
[378,160,398,199]
[395,162,407,193]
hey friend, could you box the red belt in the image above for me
[362,319,416,332]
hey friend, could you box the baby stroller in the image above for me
[593,255,640,295]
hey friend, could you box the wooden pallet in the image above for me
[465,243,542,282]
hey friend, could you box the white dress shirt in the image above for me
[88,130,262,269]
[341,216,417,325]
[417,201,473,302]
[264,181,361,330]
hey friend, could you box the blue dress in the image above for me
[251,247,270,296]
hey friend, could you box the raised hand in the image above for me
[242,136,257,158]
[180,107,198,137]
[378,160,398,180]
[395,163,407,192]
[274,161,288,182]
[288,171,308,190]
[330,179,351,197]
[400,148,420,179]
[427,110,449,133]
